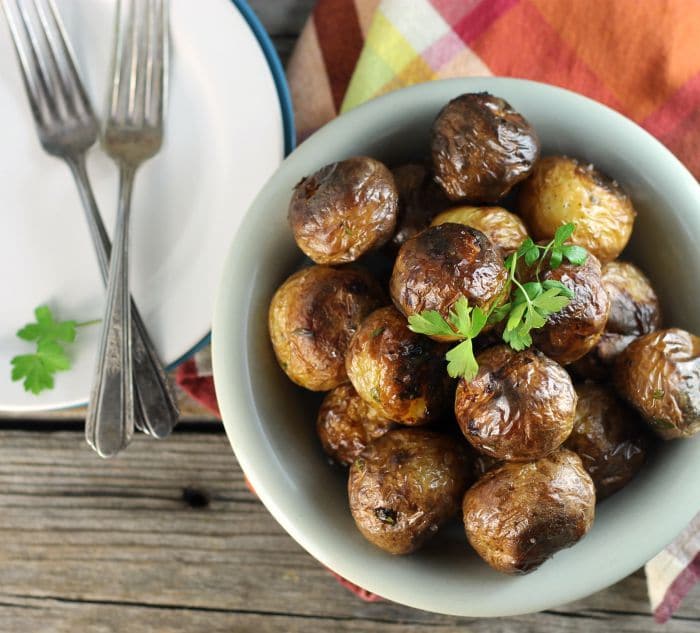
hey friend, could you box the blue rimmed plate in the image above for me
[0,0,294,412]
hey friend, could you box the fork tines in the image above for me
[2,0,94,133]
[108,0,165,129]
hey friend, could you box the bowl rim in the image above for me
[212,77,700,617]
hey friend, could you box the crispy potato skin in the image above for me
[532,253,610,365]
[348,428,471,554]
[564,382,648,500]
[455,346,576,461]
[390,164,452,251]
[269,266,384,391]
[518,156,636,264]
[288,157,399,264]
[430,205,528,256]
[431,93,540,202]
[346,307,450,425]
[615,329,700,439]
[572,261,661,379]
[317,383,397,466]
[390,223,508,341]
[463,448,595,574]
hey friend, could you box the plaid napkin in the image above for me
[178,0,700,620]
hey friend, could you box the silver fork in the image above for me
[2,0,178,451]
[86,0,169,456]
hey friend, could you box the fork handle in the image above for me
[85,165,137,457]
[68,155,179,440]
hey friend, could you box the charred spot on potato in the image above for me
[375,507,397,525]
[288,156,399,264]
[431,93,540,202]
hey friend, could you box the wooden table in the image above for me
[1,2,698,631]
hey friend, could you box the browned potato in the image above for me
[518,156,636,263]
[431,93,540,202]
[430,205,528,256]
[572,261,662,378]
[455,346,576,461]
[345,307,450,425]
[348,428,471,554]
[390,223,507,341]
[288,157,399,264]
[390,163,451,250]
[531,252,610,365]
[463,448,595,574]
[615,329,700,439]
[317,383,397,466]
[269,266,384,391]
[564,382,649,500]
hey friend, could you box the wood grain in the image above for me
[0,431,697,632]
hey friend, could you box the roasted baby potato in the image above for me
[463,448,595,574]
[518,156,636,263]
[531,252,610,365]
[572,261,661,379]
[390,163,451,251]
[430,205,528,255]
[269,266,384,391]
[317,383,396,466]
[348,428,471,554]
[431,93,540,202]
[455,346,576,461]
[390,223,507,341]
[564,382,649,500]
[345,306,450,425]
[615,329,700,439]
[288,156,399,264]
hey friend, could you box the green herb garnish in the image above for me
[408,223,588,380]
[10,305,99,395]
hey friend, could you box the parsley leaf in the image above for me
[532,287,571,313]
[11,340,71,394]
[17,306,76,343]
[561,244,588,265]
[407,310,454,338]
[446,339,479,380]
[10,305,97,395]
[554,223,575,245]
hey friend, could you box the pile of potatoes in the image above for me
[268,93,700,574]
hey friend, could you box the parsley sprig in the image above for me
[10,306,99,395]
[407,223,588,380]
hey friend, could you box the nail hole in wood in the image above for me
[182,487,210,509]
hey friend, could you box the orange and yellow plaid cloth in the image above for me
[284,0,700,621]
[288,0,700,183]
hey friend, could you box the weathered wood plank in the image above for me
[0,431,697,632]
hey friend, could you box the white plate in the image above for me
[0,0,290,412]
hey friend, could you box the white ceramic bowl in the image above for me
[212,78,700,617]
